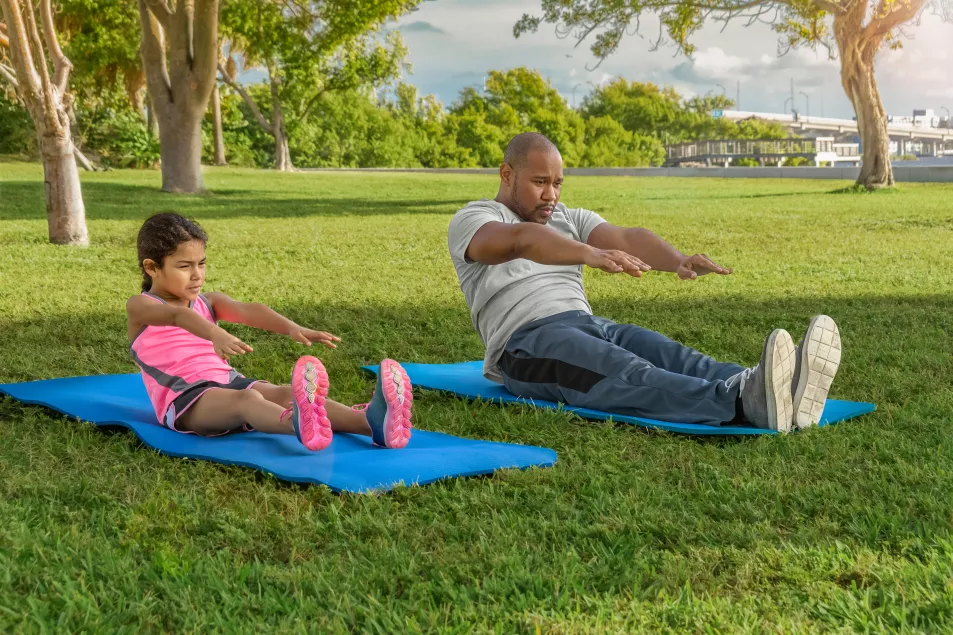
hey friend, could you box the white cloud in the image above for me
[397,0,951,118]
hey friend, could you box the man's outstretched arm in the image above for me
[586,223,732,280]
[465,221,651,276]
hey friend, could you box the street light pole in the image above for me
[799,91,810,119]
[941,106,950,128]
[572,82,583,108]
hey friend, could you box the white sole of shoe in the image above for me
[765,329,797,433]
[793,315,842,429]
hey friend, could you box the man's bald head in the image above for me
[503,132,560,171]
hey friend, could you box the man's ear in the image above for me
[499,162,514,187]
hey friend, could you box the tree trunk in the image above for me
[40,133,89,245]
[156,105,205,193]
[835,19,893,190]
[146,91,158,136]
[270,74,294,171]
[212,82,227,166]
[1,0,89,245]
[137,0,219,193]
[275,126,293,171]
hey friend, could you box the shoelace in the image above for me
[279,408,293,421]
[351,403,369,412]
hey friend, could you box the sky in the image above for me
[391,0,953,119]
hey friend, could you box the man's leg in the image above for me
[599,319,746,382]
[499,314,740,425]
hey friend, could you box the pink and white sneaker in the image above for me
[286,355,332,451]
[354,359,413,448]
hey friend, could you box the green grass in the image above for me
[1,160,953,632]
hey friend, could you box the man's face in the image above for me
[505,148,564,224]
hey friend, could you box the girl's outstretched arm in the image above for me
[126,295,253,359]
[204,293,340,348]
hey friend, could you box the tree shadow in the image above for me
[0,180,467,221]
[1,292,948,413]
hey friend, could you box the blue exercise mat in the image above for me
[363,361,876,436]
[0,374,557,493]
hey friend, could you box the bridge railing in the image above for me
[665,138,820,160]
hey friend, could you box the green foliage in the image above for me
[899,153,919,161]
[733,157,760,167]
[581,116,666,167]
[0,91,36,157]
[219,0,418,165]
[57,0,143,110]
[74,104,160,169]
[450,68,586,166]
[784,156,812,166]
[202,89,261,168]
[581,79,789,144]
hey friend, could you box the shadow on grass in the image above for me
[1,292,948,410]
[0,180,466,221]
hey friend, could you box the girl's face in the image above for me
[145,240,206,301]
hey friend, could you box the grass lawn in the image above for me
[1,159,952,632]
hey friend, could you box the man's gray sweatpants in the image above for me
[499,311,746,425]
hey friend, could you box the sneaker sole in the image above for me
[793,315,842,430]
[379,359,413,449]
[765,329,796,433]
[292,356,331,451]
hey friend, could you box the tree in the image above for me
[0,0,88,245]
[450,67,586,166]
[580,79,788,144]
[516,0,953,190]
[218,0,417,171]
[137,0,219,192]
[56,0,143,115]
[581,116,666,166]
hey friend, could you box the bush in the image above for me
[898,153,918,161]
[74,105,160,169]
[784,157,812,167]
[733,157,760,167]
[0,90,37,157]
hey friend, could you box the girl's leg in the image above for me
[177,388,295,436]
[252,382,372,436]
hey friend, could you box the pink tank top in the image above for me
[130,292,237,424]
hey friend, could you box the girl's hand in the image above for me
[289,327,341,349]
[212,328,253,360]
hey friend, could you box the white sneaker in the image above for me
[740,329,797,433]
[792,315,842,429]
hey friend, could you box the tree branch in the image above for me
[866,0,927,39]
[39,0,70,95]
[218,62,272,132]
[292,86,327,127]
[0,60,17,87]
[21,0,61,133]
[191,0,219,97]
[137,0,171,109]
[142,0,171,31]
[0,0,41,94]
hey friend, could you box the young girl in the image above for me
[126,212,412,451]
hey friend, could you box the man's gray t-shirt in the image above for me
[448,199,607,383]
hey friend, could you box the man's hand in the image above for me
[584,248,652,277]
[288,326,341,349]
[676,254,732,280]
[212,327,253,360]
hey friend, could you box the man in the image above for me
[447,132,842,432]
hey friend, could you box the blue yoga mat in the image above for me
[0,374,557,493]
[363,361,876,436]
